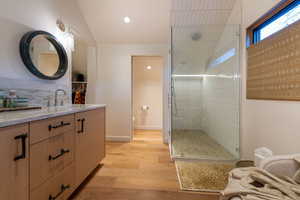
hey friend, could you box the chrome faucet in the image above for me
[54,89,67,106]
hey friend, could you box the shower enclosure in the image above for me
[171,24,240,161]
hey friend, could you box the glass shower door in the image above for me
[171,24,240,161]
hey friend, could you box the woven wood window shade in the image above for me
[247,20,300,100]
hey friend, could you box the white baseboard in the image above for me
[134,125,162,130]
[106,136,131,142]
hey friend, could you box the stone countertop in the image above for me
[0,104,106,128]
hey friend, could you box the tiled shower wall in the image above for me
[172,78,203,130]
[202,74,239,157]
[202,24,240,158]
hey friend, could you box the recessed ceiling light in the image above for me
[146,66,152,70]
[124,16,131,24]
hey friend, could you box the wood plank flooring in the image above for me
[72,130,219,200]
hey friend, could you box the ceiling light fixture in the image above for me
[146,66,152,70]
[124,16,131,24]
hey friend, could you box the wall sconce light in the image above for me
[56,19,66,32]
[56,19,75,52]
[66,32,75,52]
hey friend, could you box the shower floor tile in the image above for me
[171,130,236,160]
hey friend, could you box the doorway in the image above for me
[132,56,164,142]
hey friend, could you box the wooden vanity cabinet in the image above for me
[75,108,106,187]
[0,107,105,200]
[0,124,29,200]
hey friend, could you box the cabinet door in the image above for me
[75,111,91,186]
[88,108,106,165]
[75,108,106,186]
[0,124,29,200]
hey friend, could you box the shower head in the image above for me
[191,32,202,41]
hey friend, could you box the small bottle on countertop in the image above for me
[0,90,6,108]
[6,90,17,108]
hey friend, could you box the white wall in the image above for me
[0,0,95,103]
[86,46,98,104]
[72,39,88,79]
[133,56,163,130]
[96,44,169,141]
[232,0,300,159]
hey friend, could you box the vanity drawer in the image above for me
[30,114,74,144]
[30,131,75,190]
[30,164,75,200]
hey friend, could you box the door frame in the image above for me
[130,54,171,143]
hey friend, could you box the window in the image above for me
[254,1,300,43]
[208,48,236,68]
[247,0,300,46]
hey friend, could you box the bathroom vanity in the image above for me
[0,104,106,200]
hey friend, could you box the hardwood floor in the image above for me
[72,130,219,200]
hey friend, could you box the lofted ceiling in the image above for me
[171,0,238,74]
[77,0,238,45]
[171,0,237,26]
[172,0,237,10]
[76,0,171,44]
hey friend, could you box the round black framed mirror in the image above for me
[20,30,68,80]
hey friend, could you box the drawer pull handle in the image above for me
[81,118,85,133]
[77,119,81,133]
[48,121,71,131]
[48,149,70,161]
[77,118,85,134]
[14,134,28,161]
[48,184,70,200]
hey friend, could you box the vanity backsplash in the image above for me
[0,77,71,108]
[0,88,71,107]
